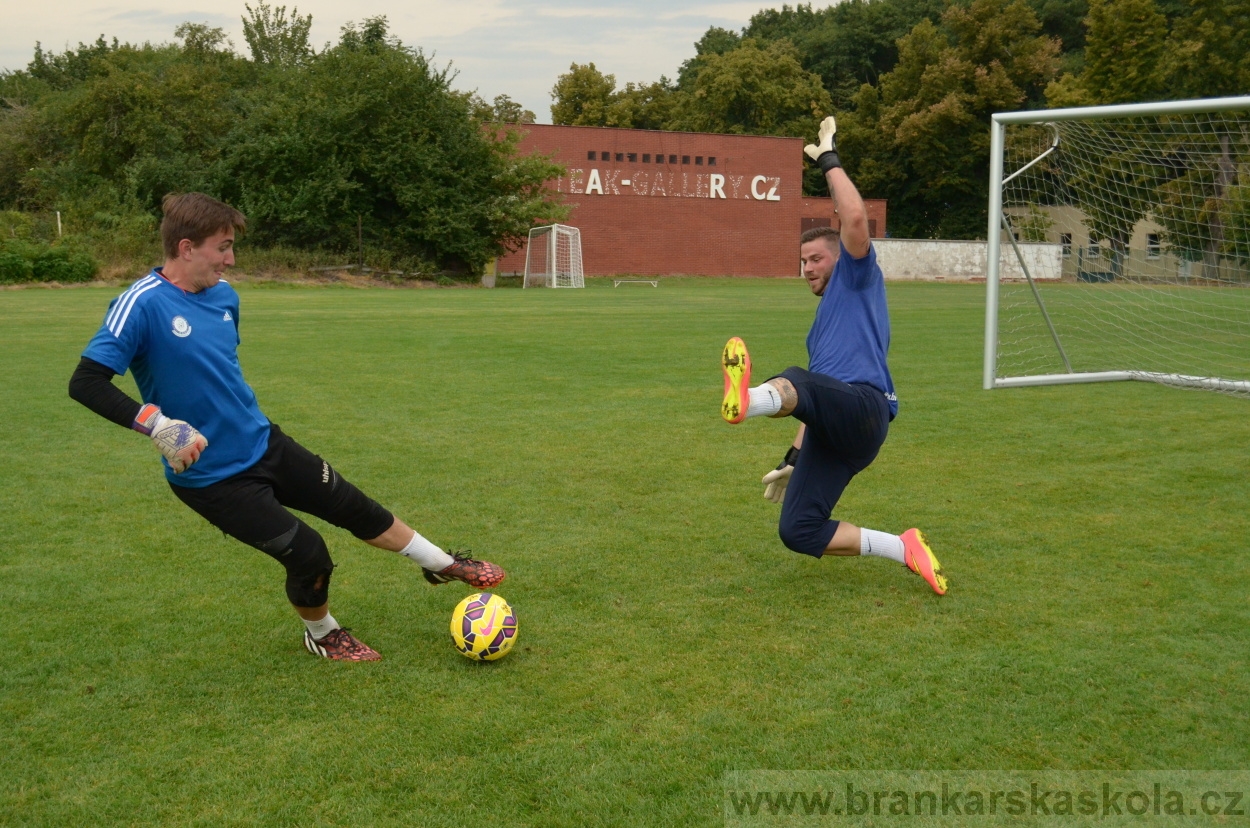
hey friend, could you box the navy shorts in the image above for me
[772,367,891,557]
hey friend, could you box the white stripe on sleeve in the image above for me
[107,278,161,338]
[104,275,157,330]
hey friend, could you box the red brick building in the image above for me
[496,124,886,278]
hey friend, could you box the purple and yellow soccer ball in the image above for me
[450,592,518,661]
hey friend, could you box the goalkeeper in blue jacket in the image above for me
[69,192,505,661]
[721,117,948,596]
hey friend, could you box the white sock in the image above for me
[860,529,906,564]
[397,531,455,571]
[746,384,782,418]
[303,612,340,641]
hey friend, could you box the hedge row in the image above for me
[0,239,98,284]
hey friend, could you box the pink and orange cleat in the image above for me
[902,528,948,595]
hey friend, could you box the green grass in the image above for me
[997,279,1250,380]
[2,277,1248,826]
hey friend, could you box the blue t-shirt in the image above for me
[83,269,270,487]
[806,242,898,418]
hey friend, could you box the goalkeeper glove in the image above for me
[762,445,800,504]
[133,404,208,474]
[803,115,841,172]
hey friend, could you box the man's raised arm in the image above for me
[804,116,870,259]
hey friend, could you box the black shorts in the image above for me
[772,367,891,557]
[169,423,394,555]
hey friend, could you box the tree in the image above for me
[175,22,233,57]
[224,20,566,272]
[1042,0,1171,274]
[1047,0,1167,106]
[7,39,245,215]
[1163,0,1250,99]
[745,0,946,108]
[25,37,120,90]
[676,39,832,136]
[550,63,617,126]
[676,27,742,90]
[241,2,313,67]
[841,0,1060,238]
[1151,0,1250,273]
[468,93,536,125]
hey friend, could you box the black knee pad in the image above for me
[258,522,335,607]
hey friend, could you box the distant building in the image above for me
[495,124,887,278]
[1003,206,1186,281]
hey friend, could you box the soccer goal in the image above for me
[524,224,584,288]
[984,96,1250,397]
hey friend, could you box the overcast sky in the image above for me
[3,1,780,123]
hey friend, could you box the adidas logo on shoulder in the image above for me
[223,311,233,321]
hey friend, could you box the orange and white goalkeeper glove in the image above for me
[133,404,208,473]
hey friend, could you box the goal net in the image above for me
[985,96,1250,396]
[524,224,584,288]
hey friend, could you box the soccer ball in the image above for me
[450,592,518,661]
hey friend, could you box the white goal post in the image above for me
[984,96,1250,397]
[524,224,584,288]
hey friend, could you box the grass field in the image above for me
[2,277,1248,826]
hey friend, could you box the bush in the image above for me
[32,245,97,282]
[0,248,34,282]
[0,238,98,283]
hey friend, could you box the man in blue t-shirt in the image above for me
[69,192,506,661]
[720,116,948,596]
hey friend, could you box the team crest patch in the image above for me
[171,316,192,337]
[222,311,232,321]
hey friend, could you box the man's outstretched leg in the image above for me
[367,518,505,589]
[821,522,948,595]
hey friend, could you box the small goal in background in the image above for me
[524,224,584,288]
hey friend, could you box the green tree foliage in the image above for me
[550,65,683,130]
[841,0,1060,238]
[175,22,234,56]
[241,3,313,67]
[1,38,247,222]
[550,63,618,126]
[744,0,946,109]
[1047,0,1168,106]
[675,39,833,136]
[603,80,682,131]
[1041,0,1240,273]
[468,93,536,125]
[222,19,565,272]
[1154,0,1250,268]
[1163,0,1250,99]
[552,42,830,138]
[0,13,563,274]
[676,27,743,90]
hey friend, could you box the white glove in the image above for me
[803,116,841,171]
[133,404,208,473]
[762,446,800,504]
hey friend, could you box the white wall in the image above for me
[873,239,1063,281]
